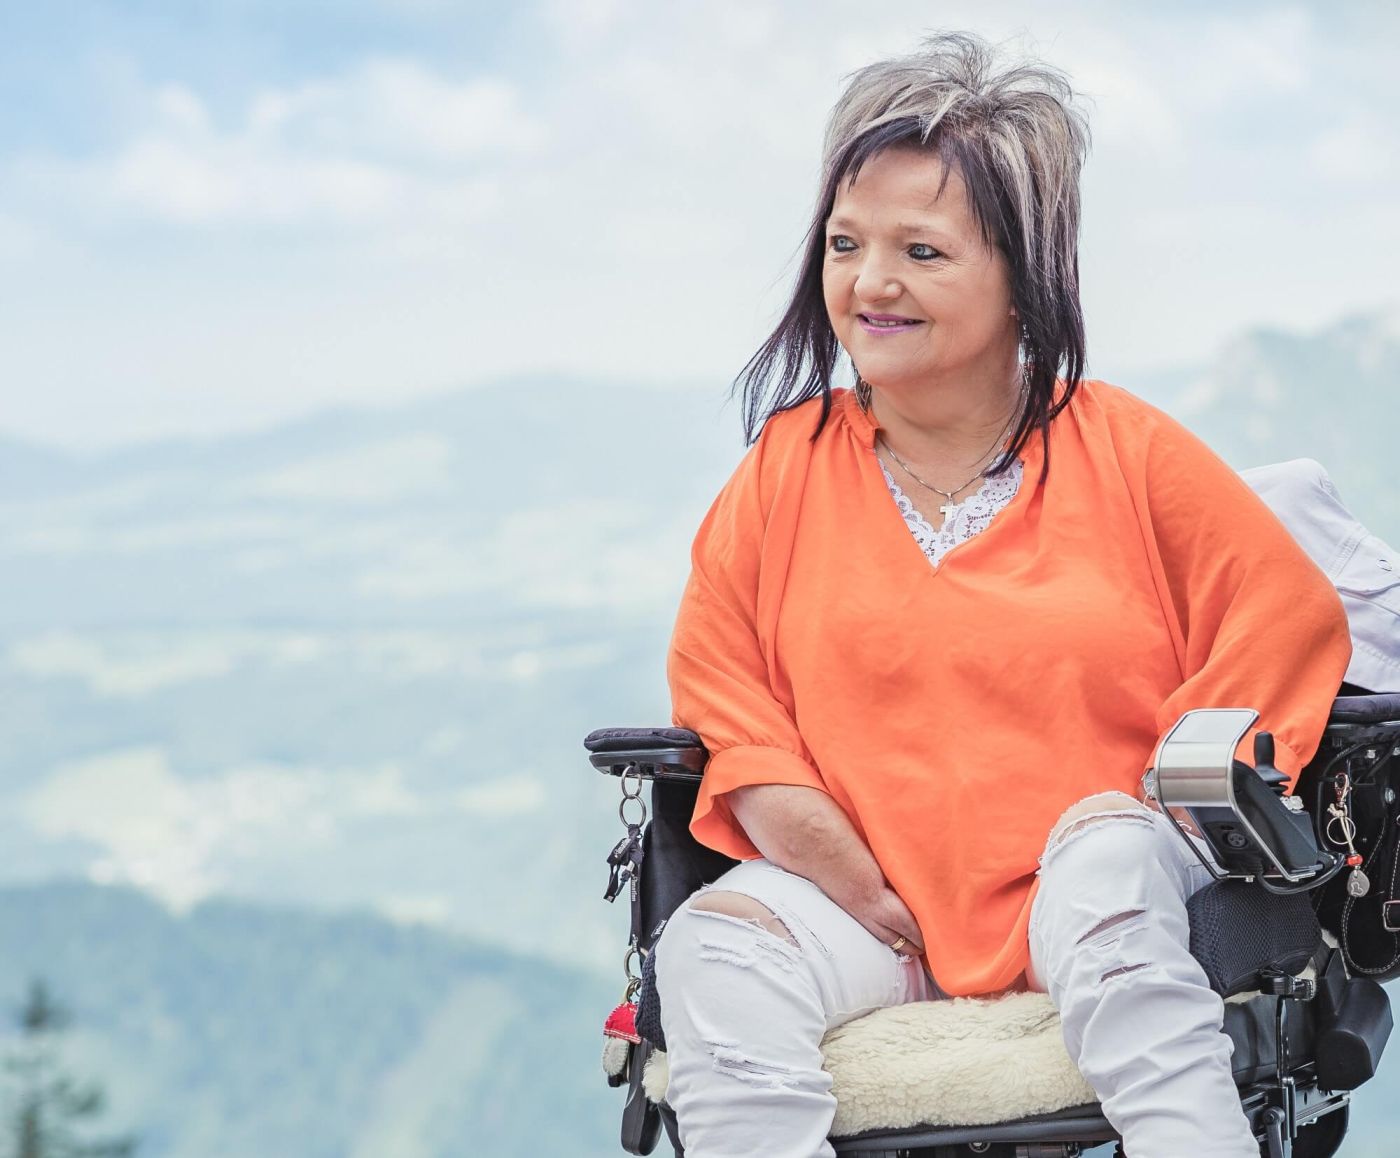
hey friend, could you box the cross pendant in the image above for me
[940,502,957,518]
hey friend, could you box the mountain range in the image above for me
[0,881,620,1157]
[0,310,1396,1154]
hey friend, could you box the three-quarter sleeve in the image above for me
[667,429,831,860]
[1142,413,1353,791]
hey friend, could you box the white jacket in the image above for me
[1242,459,1400,694]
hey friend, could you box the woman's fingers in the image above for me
[857,916,908,952]
[845,886,927,954]
[892,927,925,955]
[874,925,924,955]
[875,914,925,956]
[879,893,925,954]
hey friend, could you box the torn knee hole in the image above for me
[708,1041,798,1089]
[1047,797,1152,850]
[1076,909,1150,984]
[688,891,799,947]
[1077,909,1147,945]
[1100,963,1150,981]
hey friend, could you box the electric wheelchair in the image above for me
[588,689,1400,1157]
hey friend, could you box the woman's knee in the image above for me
[1031,806,1194,985]
[654,888,807,999]
[688,891,800,947]
[1036,795,1164,895]
[1033,805,1161,935]
[1043,791,1153,858]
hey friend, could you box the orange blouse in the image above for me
[666,381,1352,997]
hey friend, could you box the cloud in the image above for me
[1308,115,1400,185]
[5,510,307,558]
[21,59,538,229]
[1186,8,1310,104]
[248,60,542,161]
[237,435,455,502]
[455,777,546,818]
[377,894,454,927]
[8,633,237,696]
[0,210,43,259]
[2,629,620,702]
[354,499,690,612]
[23,747,427,910]
[2,2,1397,451]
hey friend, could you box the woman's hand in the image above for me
[727,782,926,955]
[826,877,927,956]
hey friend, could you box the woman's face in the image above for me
[821,146,1019,398]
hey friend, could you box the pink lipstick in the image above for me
[858,313,923,335]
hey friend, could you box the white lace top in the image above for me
[878,456,1024,568]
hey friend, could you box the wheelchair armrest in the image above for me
[584,726,709,782]
[1327,693,1400,727]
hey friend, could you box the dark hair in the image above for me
[733,32,1090,482]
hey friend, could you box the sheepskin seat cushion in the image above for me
[643,991,1097,1138]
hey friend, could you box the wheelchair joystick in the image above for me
[1254,732,1289,797]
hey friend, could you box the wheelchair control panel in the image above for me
[1147,708,1340,885]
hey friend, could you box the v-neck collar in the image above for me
[838,383,1046,469]
[839,385,1049,575]
[834,386,1047,478]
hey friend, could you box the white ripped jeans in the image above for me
[651,793,1260,1158]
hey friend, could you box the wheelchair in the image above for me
[588,686,1400,1158]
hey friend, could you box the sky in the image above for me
[0,0,1396,449]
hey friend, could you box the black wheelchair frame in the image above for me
[589,689,1400,1158]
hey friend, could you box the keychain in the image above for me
[602,972,643,1080]
[604,828,645,902]
[1326,771,1370,898]
[601,765,650,1082]
[604,766,648,902]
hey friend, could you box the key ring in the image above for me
[618,765,648,826]
[619,794,648,827]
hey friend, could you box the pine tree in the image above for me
[1,980,136,1158]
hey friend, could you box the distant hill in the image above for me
[0,880,1396,1158]
[0,315,1395,976]
[0,880,622,1158]
[1170,311,1399,540]
[0,375,747,972]
[0,315,1397,1155]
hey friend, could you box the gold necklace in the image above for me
[874,390,1025,518]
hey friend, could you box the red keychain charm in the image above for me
[602,978,643,1079]
[604,999,641,1044]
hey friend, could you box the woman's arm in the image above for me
[1137,406,1353,786]
[728,783,926,953]
[668,419,924,949]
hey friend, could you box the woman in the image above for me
[652,32,1352,1158]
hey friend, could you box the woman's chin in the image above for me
[853,367,933,394]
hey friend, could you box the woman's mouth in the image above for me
[858,314,923,334]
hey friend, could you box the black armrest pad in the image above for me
[1328,694,1400,726]
[1187,880,1321,997]
[584,727,704,754]
[584,727,708,780]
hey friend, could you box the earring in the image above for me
[854,376,872,412]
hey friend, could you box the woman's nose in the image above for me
[852,255,901,305]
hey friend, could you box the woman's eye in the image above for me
[909,243,941,260]
[827,236,855,253]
